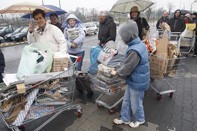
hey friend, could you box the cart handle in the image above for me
[69,55,82,63]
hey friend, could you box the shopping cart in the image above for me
[178,26,196,56]
[90,64,126,113]
[149,53,185,100]
[0,56,82,131]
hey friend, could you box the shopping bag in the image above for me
[16,44,53,79]
[88,45,102,75]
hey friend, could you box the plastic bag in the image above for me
[16,44,53,79]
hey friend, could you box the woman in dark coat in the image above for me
[168,9,186,32]
[0,49,5,83]
[130,6,150,40]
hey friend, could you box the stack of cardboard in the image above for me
[150,35,180,79]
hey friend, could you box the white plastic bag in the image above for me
[16,44,53,79]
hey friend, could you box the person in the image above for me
[156,11,169,29]
[112,20,150,128]
[184,13,192,24]
[192,13,197,56]
[98,11,116,47]
[49,13,64,32]
[62,14,85,71]
[168,9,186,32]
[129,6,150,40]
[0,49,5,83]
[28,9,67,53]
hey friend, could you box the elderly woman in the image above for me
[130,6,149,40]
[63,14,85,71]
[28,9,67,53]
[112,20,150,128]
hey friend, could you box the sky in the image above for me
[0,0,196,12]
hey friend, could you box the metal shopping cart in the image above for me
[0,56,82,131]
[149,53,185,100]
[89,64,126,113]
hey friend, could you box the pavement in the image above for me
[0,31,197,131]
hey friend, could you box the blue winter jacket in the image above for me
[126,37,150,91]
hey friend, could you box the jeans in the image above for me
[70,51,85,71]
[120,86,145,122]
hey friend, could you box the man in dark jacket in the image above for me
[156,11,169,29]
[168,9,186,32]
[98,11,116,47]
[0,49,5,83]
[50,13,64,32]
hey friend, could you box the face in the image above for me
[34,13,46,28]
[50,15,58,25]
[68,18,76,27]
[98,15,106,23]
[130,11,138,18]
[175,11,181,18]
[163,12,168,17]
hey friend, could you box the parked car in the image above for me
[4,27,23,41]
[11,27,28,42]
[83,22,98,35]
[0,36,4,44]
[0,25,14,38]
[114,21,120,26]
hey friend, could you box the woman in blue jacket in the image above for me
[63,14,85,71]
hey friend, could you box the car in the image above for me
[11,27,28,42]
[0,36,5,44]
[114,21,120,26]
[0,25,14,38]
[4,27,23,41]
[83,22,98,35]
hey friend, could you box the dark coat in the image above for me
[168,10,186,32]
[54,22,64,32]
[156,16,169,29]
[0,50,5,82]
[132,17,149,40]
[98,16,116,45]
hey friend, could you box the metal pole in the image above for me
[42,0,44,5]
[58,0,61,9]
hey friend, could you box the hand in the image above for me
[111,68,116,75]
[28,22,35,33]
[71,42,77,48]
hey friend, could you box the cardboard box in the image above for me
[150,53,168,79]
[52,57,70,72]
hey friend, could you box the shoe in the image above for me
[192,54,197,57]
[129,121,145,128]
[113,118,130,125]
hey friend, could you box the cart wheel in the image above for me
[169,92,173,98]
[87,91,94,98]
[157,93,162,100]
[77,111,82,118]
[17,125,25,131]
[108,106,118,114]
[97,104,103,108]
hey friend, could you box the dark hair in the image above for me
[50,13,58,18]
[32,9,46,19]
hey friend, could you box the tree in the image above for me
[167,2,175,15]
[145,8,152,21]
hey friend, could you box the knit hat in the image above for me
[185,13,190,18]
[119,20,139,43]
[130,6,139,12]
